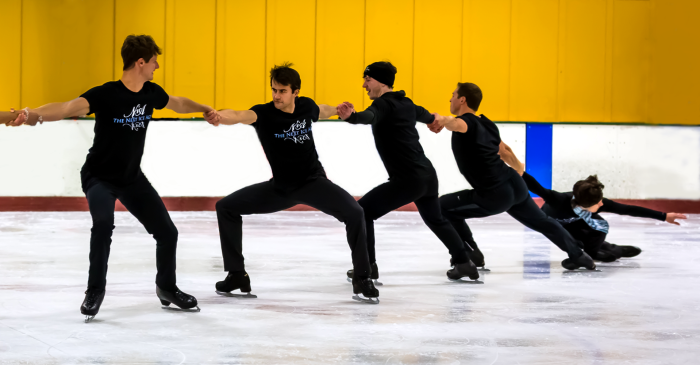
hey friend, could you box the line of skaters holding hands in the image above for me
[5,34,686,321]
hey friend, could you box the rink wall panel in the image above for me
[2,0,698,124]
[1,121,699,212]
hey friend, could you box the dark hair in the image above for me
[456,82,483,111]
[270,62,301,92]
[573,175,605,208]
[121,35,162,71]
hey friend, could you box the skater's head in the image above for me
[450,82,482,116]
[121,35,162,81]
[363,62,396,100]
[270,62,301,112]
[573,175,605,212]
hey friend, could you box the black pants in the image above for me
[215,177,371,277]
[84,175,178,291]
[440,170,584,259]
[358,173,470,264]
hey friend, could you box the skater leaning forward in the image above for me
[9,35,218,320]
[204,63,380,303]
[429,82,597,271]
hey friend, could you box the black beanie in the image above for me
[364,62,396,88]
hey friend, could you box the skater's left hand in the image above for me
[337,102,355,120]
[427,119,444,133]
[666,213,687,225]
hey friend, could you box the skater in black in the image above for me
[430,82,596,271]
[495,148,687,261]
[335,62,478,282]
[204,63,379,303]
[10,35,213,320]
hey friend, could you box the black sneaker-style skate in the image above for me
[81,288,105,323]
[451,247,490,272]
[346,262,382,286]
[447,260,480,282]
[215,271,257,298]
[561,252,598,271]
[352,274,379,304]
[610,244,642,258]
[156,286,200,311]
[594,250,618,262]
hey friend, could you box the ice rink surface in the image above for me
[0,211,699,364]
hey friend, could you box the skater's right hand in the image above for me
[666,213,687,225]
[337,102,355,120]
[204,109,221,126]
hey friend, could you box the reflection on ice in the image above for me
[0,211,699,364]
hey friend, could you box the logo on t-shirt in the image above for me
[274,120,312,144]
[112,104,151,131]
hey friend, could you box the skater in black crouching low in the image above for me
[10,35,214,321]
[429,82,596,271]
[495,149,687,262]
[335,62,478,283]
[204,63,379,303]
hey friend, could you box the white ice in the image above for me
[1,211,699,364]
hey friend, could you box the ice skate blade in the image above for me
[216,290,257,299]
[346,277,383,286]
[84,315,95,323]
[564,268,602,273]
[161,305,201,312]
[352,294,379,304]
[448,278,484,284]
[478,267,491,272]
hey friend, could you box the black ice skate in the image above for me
[346,262,382,286]
[156,286,200,312]
[215,271,257,298]
[593,250,618,262]
[352,274,380,304]
[561,252,600,271]
[447,260,481,283]
[81,288,105,323]
[610,244,642,258]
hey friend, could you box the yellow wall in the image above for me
[0,0,697,124]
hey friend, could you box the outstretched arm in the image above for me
[521,172,566,204]
[337,102,381,125]
[318,104,338,119]
[166,96,214,115]
[599,199,686,225]
[212,109,258,126]
[9,98,90,126]
[432,113,468,133]
[499,141,525,175]
[1,110,22,126]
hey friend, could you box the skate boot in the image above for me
[593,250,618,262]
[346,262,382,285]
[352,274,379,304]
[156,286,200,311]
[81,288,105,323]
[447,260,480,282]
[610,244,642,258]
[561,252,598,271]
[215,271,256,298]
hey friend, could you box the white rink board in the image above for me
[1,120,699,199]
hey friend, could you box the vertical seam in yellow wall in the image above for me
[112,0,116,81]
[19,0,23,107]
[460,0,464,82]
[362,0,367,109]
[264,0,268,101]
[555,0,561,121]
[314,0,317,100]
[411,0,416,98]
[507,0,513,121]
[164,0,168,90]
[214,0,218,106]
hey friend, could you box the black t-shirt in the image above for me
[250,97,326,192]
[346,91,435,180]
[451,113,511,190]
[522,172,666,245]
[80,81,169,187]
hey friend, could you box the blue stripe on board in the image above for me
[525,124,553,198]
